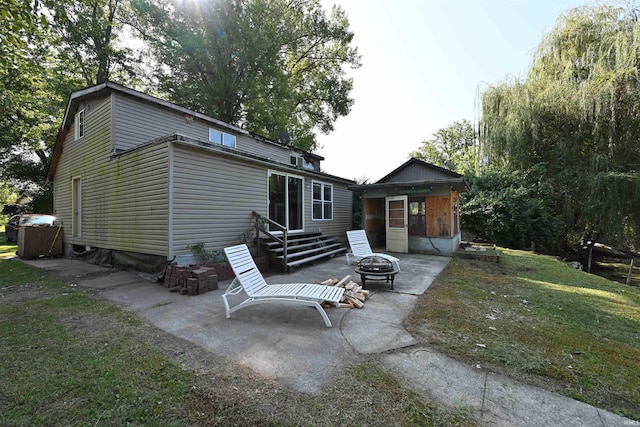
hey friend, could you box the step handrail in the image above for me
[252,211,288,270]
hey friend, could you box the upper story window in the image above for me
[74,110,85,140]
[312,181,333,220]
[209,128,236,148]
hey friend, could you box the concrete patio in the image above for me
[18,252,632,426]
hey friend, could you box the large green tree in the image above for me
[480,3,640,247]
[0,3,58,186]
[1,0,136,211]
[410,119,477,174]
[46,0,135,85]
[131,0,361,151]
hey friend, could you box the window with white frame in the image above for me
[74,110,85,140]
[312,181,333,220]
[209,128,236,148]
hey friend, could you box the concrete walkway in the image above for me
[18,254,633,426]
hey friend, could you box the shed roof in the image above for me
[377,158,463,183]
[349,158,466,193]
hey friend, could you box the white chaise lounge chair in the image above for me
[222,244,345,327]
[346,230,401,272]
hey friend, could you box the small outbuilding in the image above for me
[349,158,466,256]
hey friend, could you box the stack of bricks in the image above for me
[165,264,219,296]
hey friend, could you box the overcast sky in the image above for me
[316,0,590,181]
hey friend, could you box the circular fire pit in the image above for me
[354,256,398,289]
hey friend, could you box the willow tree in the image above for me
[131,0,361,151]
[480,3,640,246]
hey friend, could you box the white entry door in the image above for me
[386,195,408,253]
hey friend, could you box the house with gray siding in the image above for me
[46,82,354,274]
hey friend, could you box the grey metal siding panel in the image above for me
[236,133,290,164]
[53,95,170,256]
[113,94,291,163]
[86,143,170,255]
[53,95,113,247]
[171,144,352,255]
[171,145,267,256]
[113,94,208,150]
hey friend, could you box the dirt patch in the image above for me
[0,283,60,304]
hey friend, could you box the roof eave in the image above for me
[349,177,466,192]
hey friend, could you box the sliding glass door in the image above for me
[268,172,303,232]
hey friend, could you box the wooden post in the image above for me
[588,245,593,273]
[254,216,261,256]
[627,258,635,286]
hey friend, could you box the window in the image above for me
[74,110,85,140]
[409,197,426,236]
[312,181,333,220]
[209,128,236,148]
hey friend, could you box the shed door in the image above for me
[386,196,408,253]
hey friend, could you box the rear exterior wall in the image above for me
[55,90,353,260]
[170,142,353,257]
[171,144,266,257]
[112,94,291,163]
[53,95,170,256]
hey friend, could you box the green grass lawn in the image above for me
[407,248,640,420]
[0,258,473,427]
[7,241,636,424]
[1,238,17,259]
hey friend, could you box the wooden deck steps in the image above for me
[259,231,346,271]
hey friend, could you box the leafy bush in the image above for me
[461,168,563,252]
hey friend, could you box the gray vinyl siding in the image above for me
[53,95,113,247]
[170,143,352,255]
[53,95,170,256]
[235,134,290,163]
[113,94,207,151]
[90,142,169,255]
[112,93,291,163]
[305,182,352,239]
[171,144,267,256]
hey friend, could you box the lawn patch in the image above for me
[407,249,640,420]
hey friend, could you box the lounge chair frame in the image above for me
[222,244,344,327]
[346,230,401,272]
